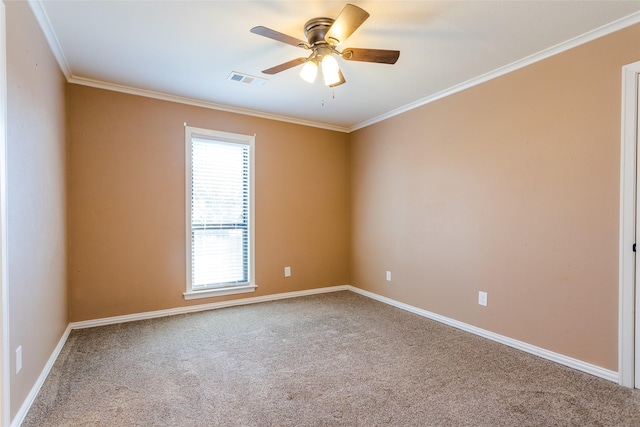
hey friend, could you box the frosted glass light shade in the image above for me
[321,55,340,86]
[299,60,318,83]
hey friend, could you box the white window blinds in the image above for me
[189,134,250,289]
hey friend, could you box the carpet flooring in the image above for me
[23,291,640,426]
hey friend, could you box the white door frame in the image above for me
[619,60,640,388]
[0,0,9,423]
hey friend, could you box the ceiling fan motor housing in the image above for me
[304,18,338,46]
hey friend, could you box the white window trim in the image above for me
[184,125,256,300]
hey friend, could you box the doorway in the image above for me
[619,60,640,388]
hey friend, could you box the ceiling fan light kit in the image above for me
[299,60,318,83]
[250,3,400,88]
[322,55,340,86]
[322,54,341,86]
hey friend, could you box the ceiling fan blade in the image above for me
[250,26,309,49]
[342,48,400,64]
[261,57,307,75]
[325,4,370,44]
[329,69,346,87]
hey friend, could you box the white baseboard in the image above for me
[346,285,618,383]
[77,283,615,383]
[10,324,72,427]
[12,286,350,425]
[70,285,351,329]
[14,283,619,426]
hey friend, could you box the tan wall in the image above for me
[67,85,351,321]
[350,24,640,371]
[7,4,639,420]
[6,0,68,419]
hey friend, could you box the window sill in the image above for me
[183,283,257,300]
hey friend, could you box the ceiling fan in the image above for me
[250,3,400,87]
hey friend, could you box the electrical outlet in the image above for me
[386,271,391,281]
[284,266,291,277]
[16,346,22,374]
[478,291,488,307]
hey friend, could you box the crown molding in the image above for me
[27,0,71,80]
[28,1,348,133]
[349,11,640,132]
[27,0,639,134]
[67,76,349,133]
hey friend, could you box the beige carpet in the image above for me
[23,291,640,426]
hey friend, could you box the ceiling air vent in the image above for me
[227,72,267,86]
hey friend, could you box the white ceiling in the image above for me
[33,1,640,132]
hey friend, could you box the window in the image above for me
[184,126,256,300]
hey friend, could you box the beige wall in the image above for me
[6,0,68,419]
[350,24,640,371]
[6,1,640,419]
[66,85,351,321]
